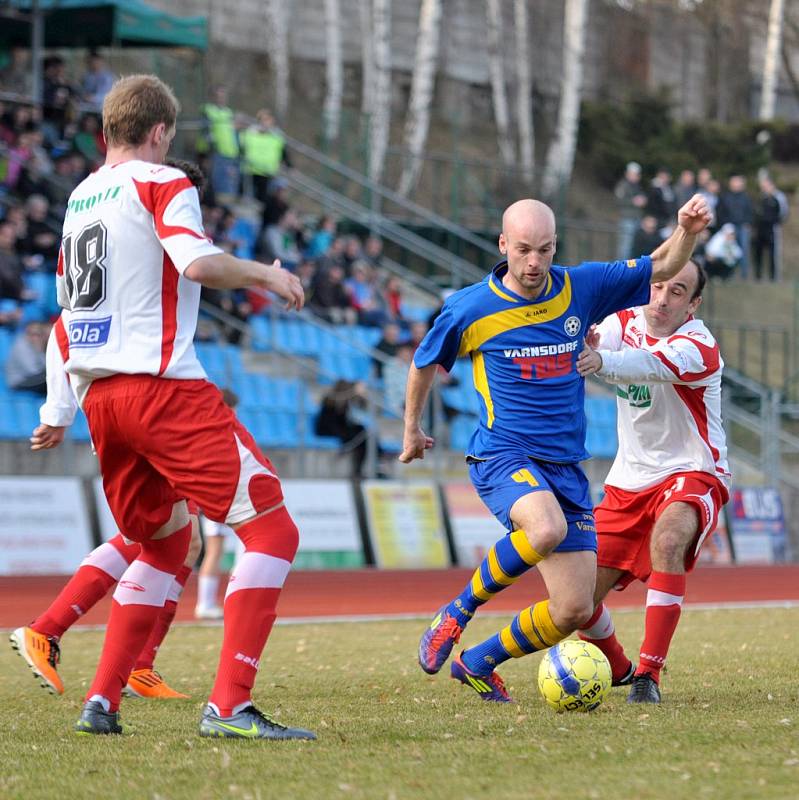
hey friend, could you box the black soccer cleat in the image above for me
[612,661,636,687]
[626,673,661,704]
[199,704,317,740]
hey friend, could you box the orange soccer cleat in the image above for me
[124,668,189,699]
[9,626,64,695]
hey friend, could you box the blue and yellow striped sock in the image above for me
[460,600,567,675]
[446,530,544,627]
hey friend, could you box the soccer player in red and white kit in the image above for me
[576,259,729,704]
[55,75,314,739]
[11,310,200,700]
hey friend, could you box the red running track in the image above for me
[0,564,798,629]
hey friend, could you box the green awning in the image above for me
[4,0,208,50]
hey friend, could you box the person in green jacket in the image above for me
[240,109,290,205]
[200,86,241,200]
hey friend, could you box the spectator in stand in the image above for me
[373,321,402,378]
[44,154,83,217]
[314,379,371,478]
[614,161,647,259]
[384,343,415,415]
[0,103,38,147]
[73,113,105,166]
[309,263,356,325]
[342,236,362,274]
[675,169,696,207]
[260,177,290,231]
[0,46,33,99]
[409,320,430,351]
[240,109,290,205]
[752,176,788,282]
[697,174,720,228]
[16,128,55,197]
[0,220,25,327]
[304,215,337,260]
[384,274,405,323]
[295,258,317,298]
[646,168,676,232]
[41,57,78,145]
[5,321,49,394]
[262,208,302,271]
[716,174,753,278]
[345,260,388,327]
[631,215,663,258]
[80,52,115,113]
[18,195,59,272]
[704,223,742,280]
[4,125,40,190]
[363,235,384,270]
[200,86,240,201]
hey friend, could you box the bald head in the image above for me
[498,199,557,299]
[501,199,556,241]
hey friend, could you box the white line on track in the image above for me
[1,599,797,635]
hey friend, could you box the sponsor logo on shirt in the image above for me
[616,383,652,408]
[68,316,112,348]
[626,259,638,268]
[66,185,122,217]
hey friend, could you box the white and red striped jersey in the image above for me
[56,160,222,404]
[595,307,730,492]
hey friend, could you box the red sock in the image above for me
[208,506,298,716]
[579,603,632,682]
[32,535,140,639]
[133,564,192,671]
[637,571,686,683]
[86,524,190,711]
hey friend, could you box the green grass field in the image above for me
[1,607,797,800]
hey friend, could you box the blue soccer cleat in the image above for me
[418,606,463,674]
[450,652,513,703]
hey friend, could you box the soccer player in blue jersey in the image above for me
[400,194,712,702]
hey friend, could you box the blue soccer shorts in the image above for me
[467,450,597,552]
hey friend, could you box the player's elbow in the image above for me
[184,254,227,287]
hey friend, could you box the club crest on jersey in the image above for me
[564,316,581,336]
[68,316,111,348]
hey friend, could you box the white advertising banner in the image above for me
[0,477,93,575]
[93,477,118,542]
[443,482,504,567]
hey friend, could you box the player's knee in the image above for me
[234,503,299,562]
[551,598,595,633]
[140,523,192,574]
[527,519,568,555]
[651,531,690,570]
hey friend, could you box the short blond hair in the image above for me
[102,74,179,147]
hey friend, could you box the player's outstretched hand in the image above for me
[264,259,305,311]
[584,324,600,349]
[30,424,65,451]
[576,341,603,377]
[398,425,434,463]
[677,193,712,235]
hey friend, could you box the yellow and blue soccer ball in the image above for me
[537,640,612,712]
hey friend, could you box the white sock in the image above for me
[197,574,220,609]
[89,694,111,712]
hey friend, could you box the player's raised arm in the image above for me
[650,194,711,283]
[184,253,304,310]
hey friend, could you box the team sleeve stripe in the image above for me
[132,177,206,241]
[661,334,720,381]
[54,315,70,363]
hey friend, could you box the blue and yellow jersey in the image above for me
[414,257,653,463]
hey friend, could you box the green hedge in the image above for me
[577,90,799,188]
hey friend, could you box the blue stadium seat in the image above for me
[0,399,17,437]
[249,316,272,352]
[69,409,92,442]
[586,425,618,458]
[450,414,476,451]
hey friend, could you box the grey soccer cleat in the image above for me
[74,700,125,735]
[199,704,317,740]
[626,673,662,704]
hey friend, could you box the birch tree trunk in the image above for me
[369,0,392,184]
[360,0,375,115]
[514,0,534,179]
[265,0,291,119]
[397,0,443,196]
[487,0,515,166]
[323,0,343,141]
[760,0,786,119]
[542,0,589,200]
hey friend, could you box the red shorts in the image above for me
[595,471,729,588]
[84,375,283,542]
